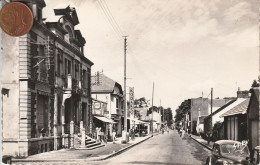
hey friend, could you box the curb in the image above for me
[94,135,153,161]
[190,136,213,151]
[12,135,153,163]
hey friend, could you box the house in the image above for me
[247,87,260,152]
[2,2,93,157]
[204,99,236,140]
[190,98,228,134]
[221,97,250,141]
[91,72,124,137]
[92,98,116,141]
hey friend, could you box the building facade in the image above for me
[2,1,93,157]
[91,72,124,137]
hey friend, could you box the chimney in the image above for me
[237,88,249,98]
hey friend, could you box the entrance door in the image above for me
[65,99,71,124]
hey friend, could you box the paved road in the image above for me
[98,130,211,165]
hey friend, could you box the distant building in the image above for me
[91,72,124,136]
[190,98,228,134]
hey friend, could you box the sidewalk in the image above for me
[12,135,152,164]
[190,134,214,150]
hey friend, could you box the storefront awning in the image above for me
[129,118,149,124]
[94,116,117,123]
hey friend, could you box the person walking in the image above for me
[112,127,116,144]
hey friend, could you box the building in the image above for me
[91,72,124,137]
[221,98,249,141]
[2,2,93,157]
[92,98,115,141]
[247,87,260,152]
[190,98,227,134]
[203,99,236,139]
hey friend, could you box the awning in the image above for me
[94,116,117,123]
[129,118,149,124]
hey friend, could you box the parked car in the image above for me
[206,140,250,165]
[251,145,260,165]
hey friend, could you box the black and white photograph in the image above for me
[0,0,259,164]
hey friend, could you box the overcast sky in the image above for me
[44,0,259,116]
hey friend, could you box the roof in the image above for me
[91,74,123,94]
[220,98,249,117]
[205,99,236,119]
[209,99,229,107]
[215,140,240,145]
[198,116,207,124]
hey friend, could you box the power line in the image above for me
[96,0,123,40]
[101,0,124,35]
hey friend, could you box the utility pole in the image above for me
[151,82,154,136]
[211,88,213,114]
[123,36,128,134]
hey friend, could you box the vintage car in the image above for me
[206,140,250,165]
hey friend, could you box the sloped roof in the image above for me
[205,99,236,120]
[209,99,229,107]
[91,74,122,94]
[220,98,249,117]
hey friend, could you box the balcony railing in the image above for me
[63,74,72,89]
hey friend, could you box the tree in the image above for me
[134,97,150,108]
[174,100,191,123]
[251,80,259,87]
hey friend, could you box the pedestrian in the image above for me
[182,129,186,139]
[167,127,169,134]
[112,127,116,144]
[206,131,211,145]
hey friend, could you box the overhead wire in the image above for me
[96,0,123,42]
[101,0,124,36]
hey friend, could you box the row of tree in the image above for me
[174,99,191,126]
[134,97,173,126]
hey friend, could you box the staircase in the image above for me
[74,134,105,150]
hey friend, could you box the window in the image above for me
[56,51,63,76]
[65,59,71,75]
[36,94,49,138]
[116,98,119,109]
[68,60,71,74]
[83,69,87,88]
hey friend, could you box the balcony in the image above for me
[72,79,81,94]
[63,74,72,89]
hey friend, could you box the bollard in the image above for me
[70,121,74,148]
[81,129,86,148]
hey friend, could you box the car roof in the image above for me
[214,140,239,145]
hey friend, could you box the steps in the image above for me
[74,134,105,150]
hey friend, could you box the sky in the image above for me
[43,0,259,117]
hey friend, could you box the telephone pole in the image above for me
[151,82,154,136]
[211,88,213,114]
[123,36,128,133]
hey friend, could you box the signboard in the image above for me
[129,87,134,115]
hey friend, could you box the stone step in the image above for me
[86,142,102,148]
[86,143,105,150]
[85,140,96,145]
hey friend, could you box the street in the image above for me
[98,130,211,165]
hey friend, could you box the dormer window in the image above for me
[64,25,73,43]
